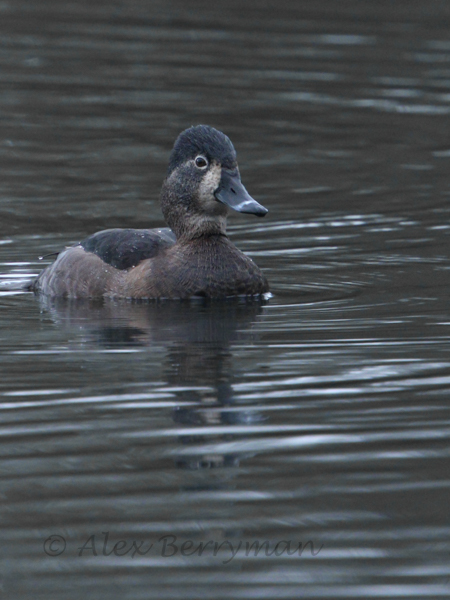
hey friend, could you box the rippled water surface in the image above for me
[1,1,450,598]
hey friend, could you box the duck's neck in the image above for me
[178,214,227,241]
[160,179,228,241]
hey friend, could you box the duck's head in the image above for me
[160,125,268,239]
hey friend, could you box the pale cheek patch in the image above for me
[198,163,222,211]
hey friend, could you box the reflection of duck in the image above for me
[32,125,269,299]
[40,297,266,470]
[39,296,265,349]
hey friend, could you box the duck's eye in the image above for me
[195,156,208,169]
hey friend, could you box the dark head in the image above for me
[160,125,268,239]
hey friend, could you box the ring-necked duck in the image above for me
[31,125,269,299]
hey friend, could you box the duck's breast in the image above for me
[121,237,269,299]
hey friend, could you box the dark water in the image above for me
[1,1,450,598]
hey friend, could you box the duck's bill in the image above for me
[214,170,268,217]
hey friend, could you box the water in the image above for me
[1,1,450,598]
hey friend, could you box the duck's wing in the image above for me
[80,228,176,270]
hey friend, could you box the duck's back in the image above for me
[32,228,176,297]
[80,228,176,269]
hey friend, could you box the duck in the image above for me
[31,125,269,299]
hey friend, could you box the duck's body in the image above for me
[32,125,269,299]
